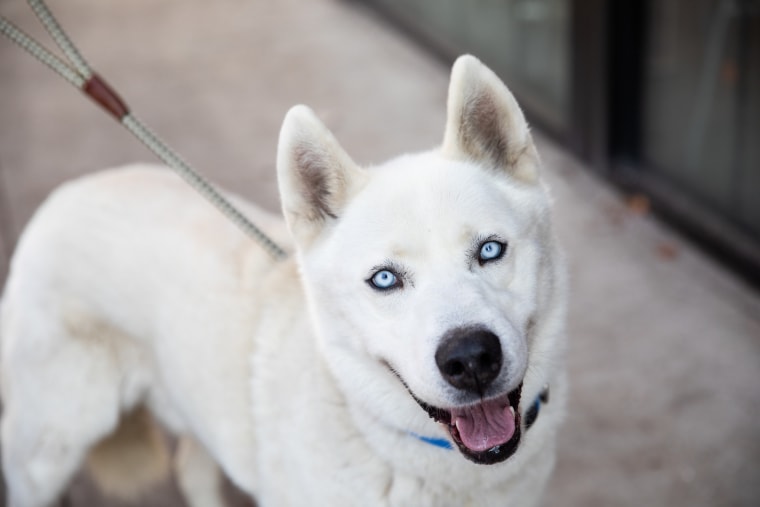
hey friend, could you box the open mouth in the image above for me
[415,384,523,465]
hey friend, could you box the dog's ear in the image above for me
[277,105,367,247]
[442,55,539,183]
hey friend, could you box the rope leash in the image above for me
[0,0,288,261]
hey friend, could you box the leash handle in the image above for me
[28,0,91,78]
[0,0,288,261]
[0,16,84,87]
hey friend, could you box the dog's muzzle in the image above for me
[397,326,520,464]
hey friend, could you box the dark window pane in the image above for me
[642,0,760,236]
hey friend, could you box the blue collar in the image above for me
[408,432,454,450]
[410,386,550,451]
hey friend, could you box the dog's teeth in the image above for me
[508,406,516,417]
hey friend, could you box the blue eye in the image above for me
[369,269,400,290]
[478,240,505,264]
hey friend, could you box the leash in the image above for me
[0,0,288,261]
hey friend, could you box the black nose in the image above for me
[435,327,503,394]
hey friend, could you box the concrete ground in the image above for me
[1,0,759,505]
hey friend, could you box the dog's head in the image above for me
[277,55,564,465]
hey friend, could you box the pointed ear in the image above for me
[442,55,539,183]
[277,105,367,247]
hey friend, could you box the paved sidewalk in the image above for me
[1,0,759,506]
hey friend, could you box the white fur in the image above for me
[1,55,566,507]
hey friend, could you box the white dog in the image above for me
[0,55,566,507]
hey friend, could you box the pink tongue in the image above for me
[453,398,516,452]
